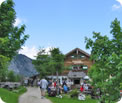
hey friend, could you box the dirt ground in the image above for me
[19,87,52,103]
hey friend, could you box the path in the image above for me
[19,87,52,103]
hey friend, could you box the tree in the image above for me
[7,70,21,82]
[0,0,29,59]
[33,48,52,78]
[0,0,29,81]
[85,18,122,102]
[7,70,15,82]
[0,55,9,81]
[33,48,65,79]
[50,48,65,75]
[50,48,64,95]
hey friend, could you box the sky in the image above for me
[1,0,122,59]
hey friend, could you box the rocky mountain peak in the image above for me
[8,54,39,77]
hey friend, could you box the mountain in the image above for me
[8,54,39,77]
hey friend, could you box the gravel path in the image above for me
[19,87,52,103]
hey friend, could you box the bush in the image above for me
[7,70,21,82]
[120,83,122,89]
[7,70,15,82]
[70,89,79,98]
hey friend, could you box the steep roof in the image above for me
[65,48,90,57]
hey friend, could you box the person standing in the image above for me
[80,85,84,92]
[84,83,88,91]
[37,80,41,87]
[54,80,57,88]
[24,79,28,86]
[40,78,48,99]
[63,84,68,93]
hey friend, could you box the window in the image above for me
[72,65,83,70]
[71,55,75,58]
[76,55,85,59]
[81,55,85,58]
[79,65,83,69]
[83,65,88,70]
[73,66,77,70]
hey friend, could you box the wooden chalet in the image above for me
[64,48,92,71]
[64,48,93,87]
[47,48,93,88]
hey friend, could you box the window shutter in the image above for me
[83,66,88,70]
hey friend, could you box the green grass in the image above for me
[47,94,98,103]
[0,86,27,103]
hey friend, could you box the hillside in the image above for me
[8,54,39,77]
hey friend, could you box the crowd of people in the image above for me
[24,78,101,100]
[38,78,94,99]
[39,79,70,98]
[80,82,92,93]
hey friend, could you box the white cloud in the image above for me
[19,46,39,59]
[116,0,122,6]
[18,46,55,59]
[0,0,5,5]
[112,4,121,9]
[39,46,54,55]
[14,18,22,26]
[112,0,122,10]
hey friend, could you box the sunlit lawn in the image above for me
[47,94,98,103]
[0,86,27,103]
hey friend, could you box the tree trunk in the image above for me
[51,72,53,81]
[56,68,59,95]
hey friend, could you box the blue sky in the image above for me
[1,0,122,58]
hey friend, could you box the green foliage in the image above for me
[0,55,9,81]
[70,89,79,98]
[47,95,98,103]
[33,48,52,78]
[120,83,122,89]
[85,18,122,102]
[7,70,15,81]
[0,0,29,81]
[12,86,27,95]
[50,48,65,73]
[0,0,29,59]
[0,86,27,103]
[7,70,21,82]
[15,74,21,82]
[33,48,65,78]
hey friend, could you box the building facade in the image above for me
[64,48,93,87]
[47,48,93,87]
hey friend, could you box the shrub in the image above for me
[7,70,21,82]
[120,83,122,89]
[70,89,79,98]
